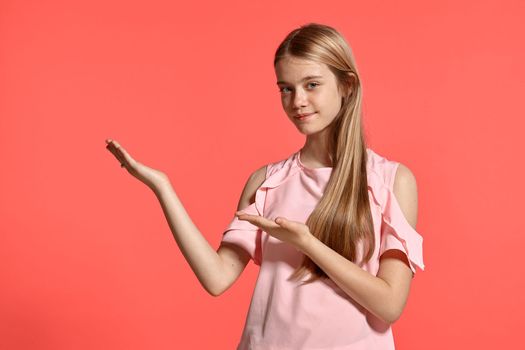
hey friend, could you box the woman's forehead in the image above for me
[275,57,330,82]
[276,56,323,69]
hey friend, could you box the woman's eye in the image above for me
[278,83,318,94]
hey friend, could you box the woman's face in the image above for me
[275,55,345,135]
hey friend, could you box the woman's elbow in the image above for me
[383,303,406,325]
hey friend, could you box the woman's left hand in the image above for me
[235,211,313,251]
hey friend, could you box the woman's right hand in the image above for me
[105,138,170,191]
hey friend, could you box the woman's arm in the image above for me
[215,165,267,295]
[105,138,259,297]
[153,182,227,296]
[298,163,417,324]
[153,164,267,297]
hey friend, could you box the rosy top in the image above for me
[221,148,425,350]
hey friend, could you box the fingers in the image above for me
[236,213,279,230]
[105,138,128,168]
[105,139,123,149]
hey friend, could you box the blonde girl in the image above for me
[105,22,425,349]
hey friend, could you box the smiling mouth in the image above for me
[295,112,316,121]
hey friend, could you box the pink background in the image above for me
[1,0,523,349]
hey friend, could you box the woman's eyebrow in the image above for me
[276,75,324,85]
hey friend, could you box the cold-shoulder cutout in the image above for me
[239,164,267,210]
[220,162,276,266]
[368,162,425,275]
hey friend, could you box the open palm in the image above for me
[105,139,169,191]
[235,211,312,251]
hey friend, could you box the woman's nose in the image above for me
[292,89,308,108]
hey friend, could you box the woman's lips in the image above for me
[295,112,316,121]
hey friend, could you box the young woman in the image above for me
[105,23,425,349]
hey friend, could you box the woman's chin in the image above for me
[296,125,321,135]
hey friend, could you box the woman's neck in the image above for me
[301,135,333,168]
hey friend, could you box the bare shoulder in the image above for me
[392,163,418,229]
[248,164,268,186]
[376,162,419,312]
[237,164,267,211]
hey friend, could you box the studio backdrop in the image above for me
[1,0,523,349]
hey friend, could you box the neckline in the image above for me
[295,147,374,172]
[295,149,333,171]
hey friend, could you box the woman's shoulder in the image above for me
[366,147,401,191]
[264,151,298,178]
[247,150,295,183]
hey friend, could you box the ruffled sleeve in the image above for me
[220,156,300,266]
[221,202,263,266]
[368,168,425,275]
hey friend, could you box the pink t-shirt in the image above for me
[221,147,425,350]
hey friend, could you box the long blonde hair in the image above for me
[274,23,374,284]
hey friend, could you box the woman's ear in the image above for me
[338,82,349,98]
[339,84,352,99]
[339,74,354,98]
[347,72,358,96]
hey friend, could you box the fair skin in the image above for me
[104,54,418,324]
[235,55,418,324]
[275,55,344,167]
